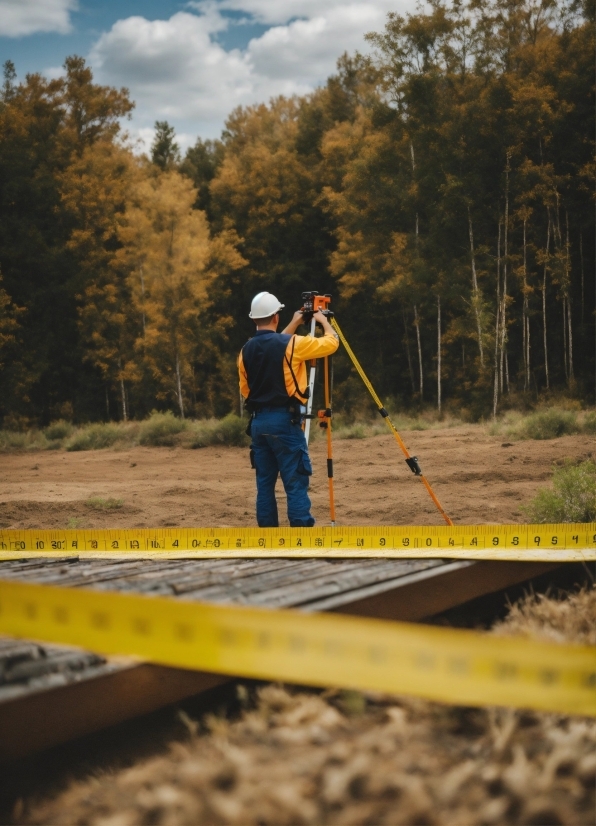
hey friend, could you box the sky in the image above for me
[0,0,418,154]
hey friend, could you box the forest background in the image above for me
[0,0,593,429]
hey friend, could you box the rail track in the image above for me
[0,554,578,762]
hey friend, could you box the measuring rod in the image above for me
[1,523,594,561]
[0,577,594,716]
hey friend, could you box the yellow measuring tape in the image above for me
[0,578,594,716]
[1,523,595,560]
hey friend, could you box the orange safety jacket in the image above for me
[238,331,339,405]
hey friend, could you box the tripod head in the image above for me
[301,291,333,324]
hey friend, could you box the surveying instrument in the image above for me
[299,291,453,528]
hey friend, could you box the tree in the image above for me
[0,56,133,424]
[151,121,181,170]
[116,170,244,417]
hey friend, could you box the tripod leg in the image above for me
[324,355,336,526]
[303,317,317,444]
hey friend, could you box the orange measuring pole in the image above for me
[318,355,336,526]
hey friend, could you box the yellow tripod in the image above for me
[331,317,453,527]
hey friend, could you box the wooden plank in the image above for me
[0,662,225,762]
[0,557,562,762]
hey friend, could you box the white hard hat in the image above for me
[249,291,285,319]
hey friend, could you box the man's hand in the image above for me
[281,310,306,335]
[313,310,336,336]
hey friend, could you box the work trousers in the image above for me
[250,407,315,528]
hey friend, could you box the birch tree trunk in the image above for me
[410,141,419,243]
[522,217,530,391]
[414,304,423,399]
[139,266,146,336]
[580,232,585,325]
[175,352,185,419]
[467,206,484,367]
[402,308,416,394]
[437,296,442,414]
[542,219,550,390]
[117,357,127,422]
[562,296,568,382]
[565,212,574,382]
[500,154,510,395]
[567,297,574,382]
[120,382,127,421]
[492,221,502,418]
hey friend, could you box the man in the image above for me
[238,291,339,527]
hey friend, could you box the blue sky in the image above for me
[0,0,416,151]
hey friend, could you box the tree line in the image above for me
[0,0,593,428]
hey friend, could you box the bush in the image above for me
[0,429,49,451]
[581,410,596,435]
[44,419,74,440]
[335,423,367,440]
[524,460,596,523]
[211,413,249,447]
[188,414,249,448]
[511,408,580,440]
[138,411,187,446]
[66,423,125,451]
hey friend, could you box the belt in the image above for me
[252,405,293,414]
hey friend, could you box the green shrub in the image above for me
[66,516,87,528]
[211,413,249,447]
[44,419,74,440]
[581,410,596,435]
[511,408,579,440]
[335,423,367,440]
[66,423,124,451]
[188,414,248,448]
[0,429,49,450]
[138,411,187,446]
[524,460,596,523]
[85,497,124,510]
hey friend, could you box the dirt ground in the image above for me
[0,426,594,529]
[2,427,595,826]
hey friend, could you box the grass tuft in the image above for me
[581,409,596,434]
[513,408,579,440]
[85,497,124,511]
[66,516,87,528]
[492,407,596,441]
[334,423,368,439]
[188,414,249,448]
[138,411,187,446]
[44,419,74,441]
[66,423,128,451]
[523,460,596,523]
[0,430,49,451]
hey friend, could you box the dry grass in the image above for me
[20,587,596,826]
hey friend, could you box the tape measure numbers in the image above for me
[0,578,594,717]
[1,523,595,560]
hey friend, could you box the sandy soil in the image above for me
[0,426,593,530]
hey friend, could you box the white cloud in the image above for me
[190,0,399,26]
[0,0,77,37]
[90,11,252,136]
[89,0,417,143]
